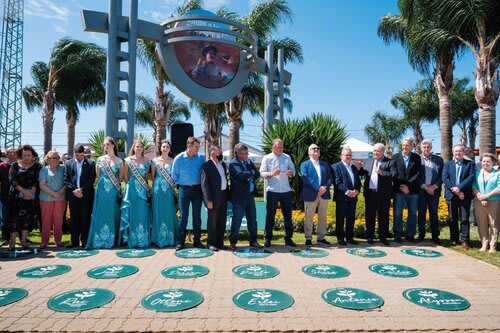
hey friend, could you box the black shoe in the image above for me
[193,242,206,249]
[346,239,358,245]
[284,238,297,247]
[208,245,218,252]
[432,237,442,245]
[305,240,312,246]
[417,235,425,242]
[65,244,77,249]
[219,245,229,250]
[395,237,403,244]
[367,239,374,245]
[317,238,331,245]
[264,239,271,248]
[381,240,390,246]
[175,244,184,251]
[338,240,347,246]
[406,236,417,243]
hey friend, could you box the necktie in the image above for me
[455,161,462,186]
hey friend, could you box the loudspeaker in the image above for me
[170,122,194,156]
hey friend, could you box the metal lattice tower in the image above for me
[0,0,23,149]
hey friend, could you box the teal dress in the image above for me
[119,159,151,248]
[151,160,178,247]
[86,160,122,249]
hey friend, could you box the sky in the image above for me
[17,0,498,154]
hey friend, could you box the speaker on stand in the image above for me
[170,122,194,156]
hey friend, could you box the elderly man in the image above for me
[172,137,206,251]
[442,143,475,249]
[418,139,444,244]
[229,143,262,250]
[0,147,17,245]
[200,145,228,251]
[358,143,395,245]
[260,139,297,247]
[332,146,361,246]
[300,144,333,246]
[392,138,421,243]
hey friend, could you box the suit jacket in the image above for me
[332,161,361,202]
[200,160,228,205]
[300,159,332,202]
[392,151,421,194]
[228,157,260,205]
[359,156,395,197]
[419,154,444,196]
[442,158,475,201]
[63,157,96,199]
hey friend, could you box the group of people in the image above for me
[0,136,498,253]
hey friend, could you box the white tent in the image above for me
[343,138,373,160]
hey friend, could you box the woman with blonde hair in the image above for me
[39,151,66,248]
[472,153,500,253]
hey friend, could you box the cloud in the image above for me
[25,0,71,22]
[52,23,67,35]
[205,0,231,11]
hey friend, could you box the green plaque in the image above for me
[233,288,294,312]
[290,248,328,258]
[369,263,419,278]
[403,288,470,311]
[141,289,204,312]
[322,287,384,310]
[17,265,71,278]
[0,288,28,307]
[87,265,138,279]
[47,288,115,312]
[233,248,271,259]
[401,248,443,258]
[161,265,209,279]
[346,248,386,258]
[116,249,156,258]
[174,248,213,259]
[233,264,280,279]
[302,264,350,279]
[0,248,38,259]
[56,249,99,259]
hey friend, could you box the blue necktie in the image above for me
[455,161,462,186]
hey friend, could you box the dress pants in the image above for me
[68,196,93,247]
[304,196,328,241]
[418,189,440,238]
[265,191,293,240]
[474,199,499,248]
[40,200,67,245]
[393,193,418,239]
[335,199,356,242]
[447,197,471,243]
[177,185,202,245]
[206,190,227,248]
[230,198,258,244]
[364,189,390,241]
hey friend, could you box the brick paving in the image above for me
[0,242,499,332]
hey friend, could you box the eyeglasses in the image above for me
[342,154,352,157]
[48,157,59,160]
[311,147,320,151]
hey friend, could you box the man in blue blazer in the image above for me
[300,143,333,246]
[418,139,444,244]
[228,143,262,250]
[442,143,475,249]
[332,147,361,246]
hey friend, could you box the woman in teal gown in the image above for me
[151,140,178,247]
[86,137,123,249]
[119,140,152,248]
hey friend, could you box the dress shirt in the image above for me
[421,155,434,187]
[403,153,410,168]
[172,151,205,185]
[213,160,227,190]
[368,159,380,190]
[310,158,321,181]
[75,158,83,188]
[455,159,463,186]
[260,152,295,193]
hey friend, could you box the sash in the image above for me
[152,160,176,190]
[101,158,121,193]
[126,158,151,196]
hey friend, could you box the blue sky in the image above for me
[19,0,496,153]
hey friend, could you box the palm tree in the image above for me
[189,101,226,157]
[418,0,500,155]
[378,0,464,161]
[450,78,478,148]
[134,93,191,144]
[22,38,106,155]
[88,129,153,158]
[364,111,406,154]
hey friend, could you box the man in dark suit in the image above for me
[442,143,475,249]
[300,143,333,246]
[63,144,96,248]
[418,139,444,244]
[200,145,228,251]
[358,143,395,245]
[332,147,361,246]
[228,143,262,250]
[392,138,421,243]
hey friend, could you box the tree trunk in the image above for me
[433,56,454,162]
[225,93,244,159]
[413,122,424,154]
[204,104,222,159]
[153,67,171,150]
[460,123,467,147]
[468,115,477,150]
[66,110,76,158]
[42,88,56,155]
[474,52,498,155]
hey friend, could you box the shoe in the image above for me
[432,237,442,245]
[284,238,297,247]
[56,243,63,248]
[479,245,488,252]
[488,245,496,253]
[219,245,229,250]
[367,239,374,245]
[39,244,47,249]
[317,239,331,245]
[395,237,403,244]
[66,244,77,249]
[406,236,417,243]
[461,242,470,250]
[346,239,358,245]
[249,241,263,248]
[305,240,312,246]
[450,240,458,246]
[1,240,8,246]
[175,244,184,251]
[193,242,206,249]
[229,242,237,251]
[264,239,271,248]
[381,240,390,246]
[9,247,15,252]
[338,240,347,246]
[417,235,425,242]
[22,244,31,250]
[208,245,218,252]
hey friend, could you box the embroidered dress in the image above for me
[119,159,151,248]
[151,161,178,247]
[86,160,122,249]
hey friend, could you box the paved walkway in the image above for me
[0,242,499,332]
